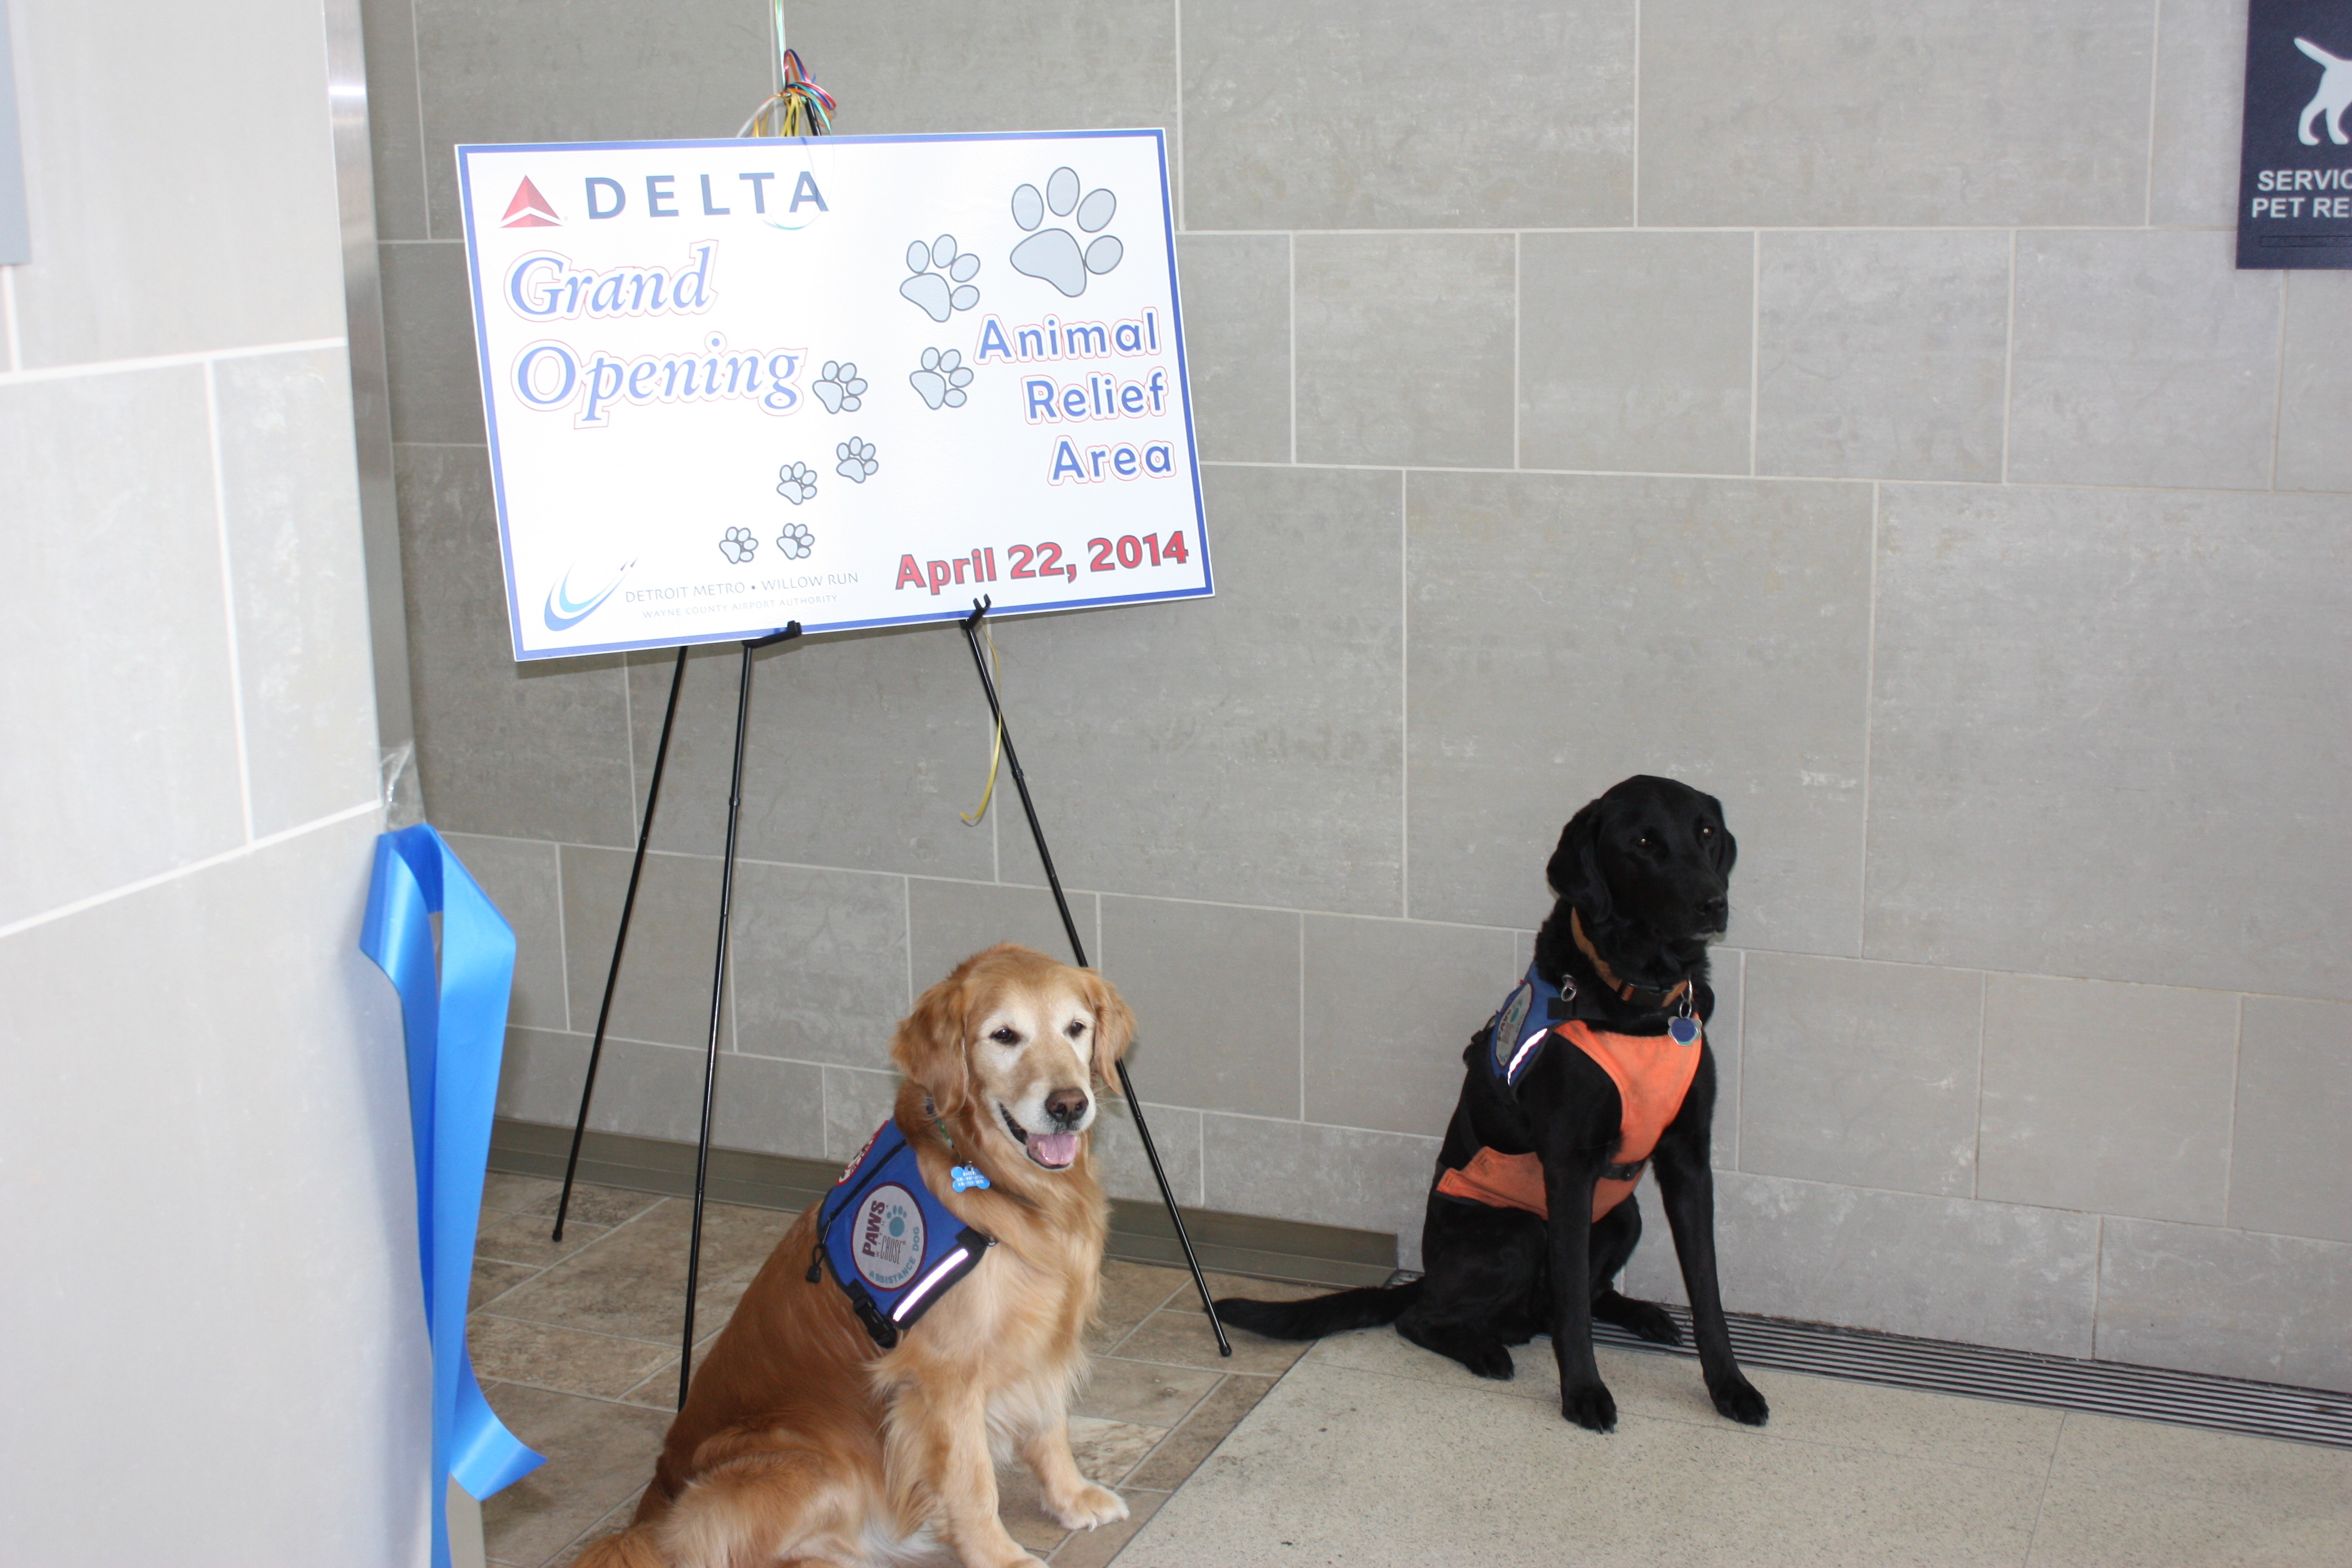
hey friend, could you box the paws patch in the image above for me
[1009,168,1121,297]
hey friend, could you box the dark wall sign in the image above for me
[2239,0,2352,267]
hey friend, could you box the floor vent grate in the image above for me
[1591,1302,2352,1451]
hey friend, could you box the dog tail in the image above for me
[567,1526,667,1568]
[1213,1279,1423,1341]
[2298,36,2349,67]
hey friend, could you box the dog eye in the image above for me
[1637,833,1656,849]
[1698,825,1714,839]
[1064,1020,1087,1038]
[989,1027,1020,1046]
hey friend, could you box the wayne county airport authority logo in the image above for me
[542,558,633,631]
[852,1184,924,1291]
[504,177,560,228]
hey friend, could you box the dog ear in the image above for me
[1079,970,1136,1095]
[891,965,974,1115]
[1546,796,1613,923]
[1696,788,1738,876]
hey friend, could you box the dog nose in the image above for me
[1044,1088,1090,1127]
[1699,895,1729,925]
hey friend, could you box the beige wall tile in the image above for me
[1518,230,1753,476]
[1865,484,2351,1000]
[1294,233,1515,469]
[2228,996,2352,1243]
[2277,271,2352,493]
[1755,230,2010,482]
[1181,0,1633,230]
[1739,954,1983,1197]
[1098,896,1302,1118]
[1174,233,1291,464]
[1978,974,2237,1223]
[444,832,567,1033]
[2097,1218,2352,1391]
[1303,915,1515,1136]
[2008,230,2282,490]
[1638,0,2154,227]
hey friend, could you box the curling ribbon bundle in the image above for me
[362,825,544,1568]
[738,44,836,138]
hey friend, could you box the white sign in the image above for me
[456,131,1213,660]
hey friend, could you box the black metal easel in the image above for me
[551,609,1225,1411]
[546,623,802,1408]
[960,597,1229,1357]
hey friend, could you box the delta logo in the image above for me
[503,177,559,228]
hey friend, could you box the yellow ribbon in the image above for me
[961,623,1006,825]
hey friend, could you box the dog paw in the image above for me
[1463,1341,1516,1380]
[1596,1292,1683,1346]
[1044,1483,1129,1531]
[1711,1375,1770,1427]
[1008,168,1121,297]
[1561,1382,1618,1433]
[899,236,981,323]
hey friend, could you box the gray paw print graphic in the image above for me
[776,461,818,504]
[835,438,878,483]
[899,236,981,323]
[910,347,973,410]
[812,362,867,414]
[1009,168,1121,297]
[717,525,758,564]
[776,520,815,560]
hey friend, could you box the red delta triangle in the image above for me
[502,176,559,228]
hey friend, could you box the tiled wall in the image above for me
[363,0,2351,1390]
[0,0,425,1558]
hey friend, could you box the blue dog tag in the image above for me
[1667,1016,1701,1047]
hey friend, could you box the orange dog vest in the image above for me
[1436,1019,1702,1223]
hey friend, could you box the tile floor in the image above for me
[473,1173,2352,1567]
[1122,1317,2352,1567]
[469,1173,1314,1567]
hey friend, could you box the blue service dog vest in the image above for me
[1480,961,1703,1093]
[813,1119,992,1348]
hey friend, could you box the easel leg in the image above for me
[679,624,800,1410]
[957,599,1231,1357]
[554,645,690,1243]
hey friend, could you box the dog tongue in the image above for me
[1029,1131,1080,1168]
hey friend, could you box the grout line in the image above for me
[2089,1217,2105,1360]
[1199,455,2290,497]
[552,841,574,1033]
[1287,232,1297,465]
[203,362,257,843]
[1296,913,1307,1120]
[2,268,20,372]
[1172,0,1185,234]
[409,0,432,238]
[2220,993,2244,1224]
[903,875,916,1007]
[1511,232,1522,469]
[2022,1410,2068,1563]
[2142,0,2163,228]
[1398,468,1410,918]
[1857,480,1880,957]
[1747,230,1761,475]
[1630,0,1642,226]
[1972,970,1990,1199]
[2001,230,2018,483]
[2267,274,2288,491]
[0,801,378,941]
[0,336,347,389]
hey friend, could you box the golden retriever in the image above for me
[574,943,1136,1568]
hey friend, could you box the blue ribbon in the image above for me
[362,825,545,1568]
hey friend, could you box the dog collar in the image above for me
[1570,908,1694,1011]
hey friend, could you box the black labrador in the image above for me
[1217,775,1767,1432]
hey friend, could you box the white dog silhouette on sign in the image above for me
[2297,37,2352,146]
